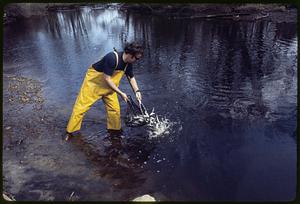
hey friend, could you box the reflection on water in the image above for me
[70,131,152,190]
[3,5,297,201]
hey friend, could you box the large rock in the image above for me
[3,193,16,201]
[132,194,156,202]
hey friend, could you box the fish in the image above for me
[126,107,173,138]
[125,98,174,138]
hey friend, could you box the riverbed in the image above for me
[3,5,297,201]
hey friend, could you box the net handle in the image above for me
[127,95,140,115]
[125,75,148,115]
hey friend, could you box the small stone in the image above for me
[5,126,11,130]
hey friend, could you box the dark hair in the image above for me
[124,42,144,56]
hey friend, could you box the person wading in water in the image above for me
[65,42,144,140]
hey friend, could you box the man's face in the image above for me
[129,53,142,63]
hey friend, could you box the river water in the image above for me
[3,6,297,201]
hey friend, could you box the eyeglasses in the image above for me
[134,55,141,60]
[132,55,142,60]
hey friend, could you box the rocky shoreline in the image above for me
[4,3,297,24]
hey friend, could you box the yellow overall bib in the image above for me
[66,51,128,133]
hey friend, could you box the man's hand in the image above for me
[120,92,128,102]
[135,91,142,102]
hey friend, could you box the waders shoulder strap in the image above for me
[113,49,128,72]
[113,51,119,70]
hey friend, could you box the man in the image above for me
[65,42,144,140]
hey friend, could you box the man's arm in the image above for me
[128,76,139,93]
[103,74,128,101]
[128,76,142,101]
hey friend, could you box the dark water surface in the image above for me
[3,6,297,201]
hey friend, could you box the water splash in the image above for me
[141,108,174,139]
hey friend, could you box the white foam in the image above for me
[143,108,174,139]
[127,106,177,139]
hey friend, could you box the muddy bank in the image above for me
[2,74,90,200]
[2,74,65,200]
[4,75,44,108]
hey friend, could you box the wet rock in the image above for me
[3,193,16,201]
[132,194,156,201]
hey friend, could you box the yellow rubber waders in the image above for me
[67,51,128,132]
